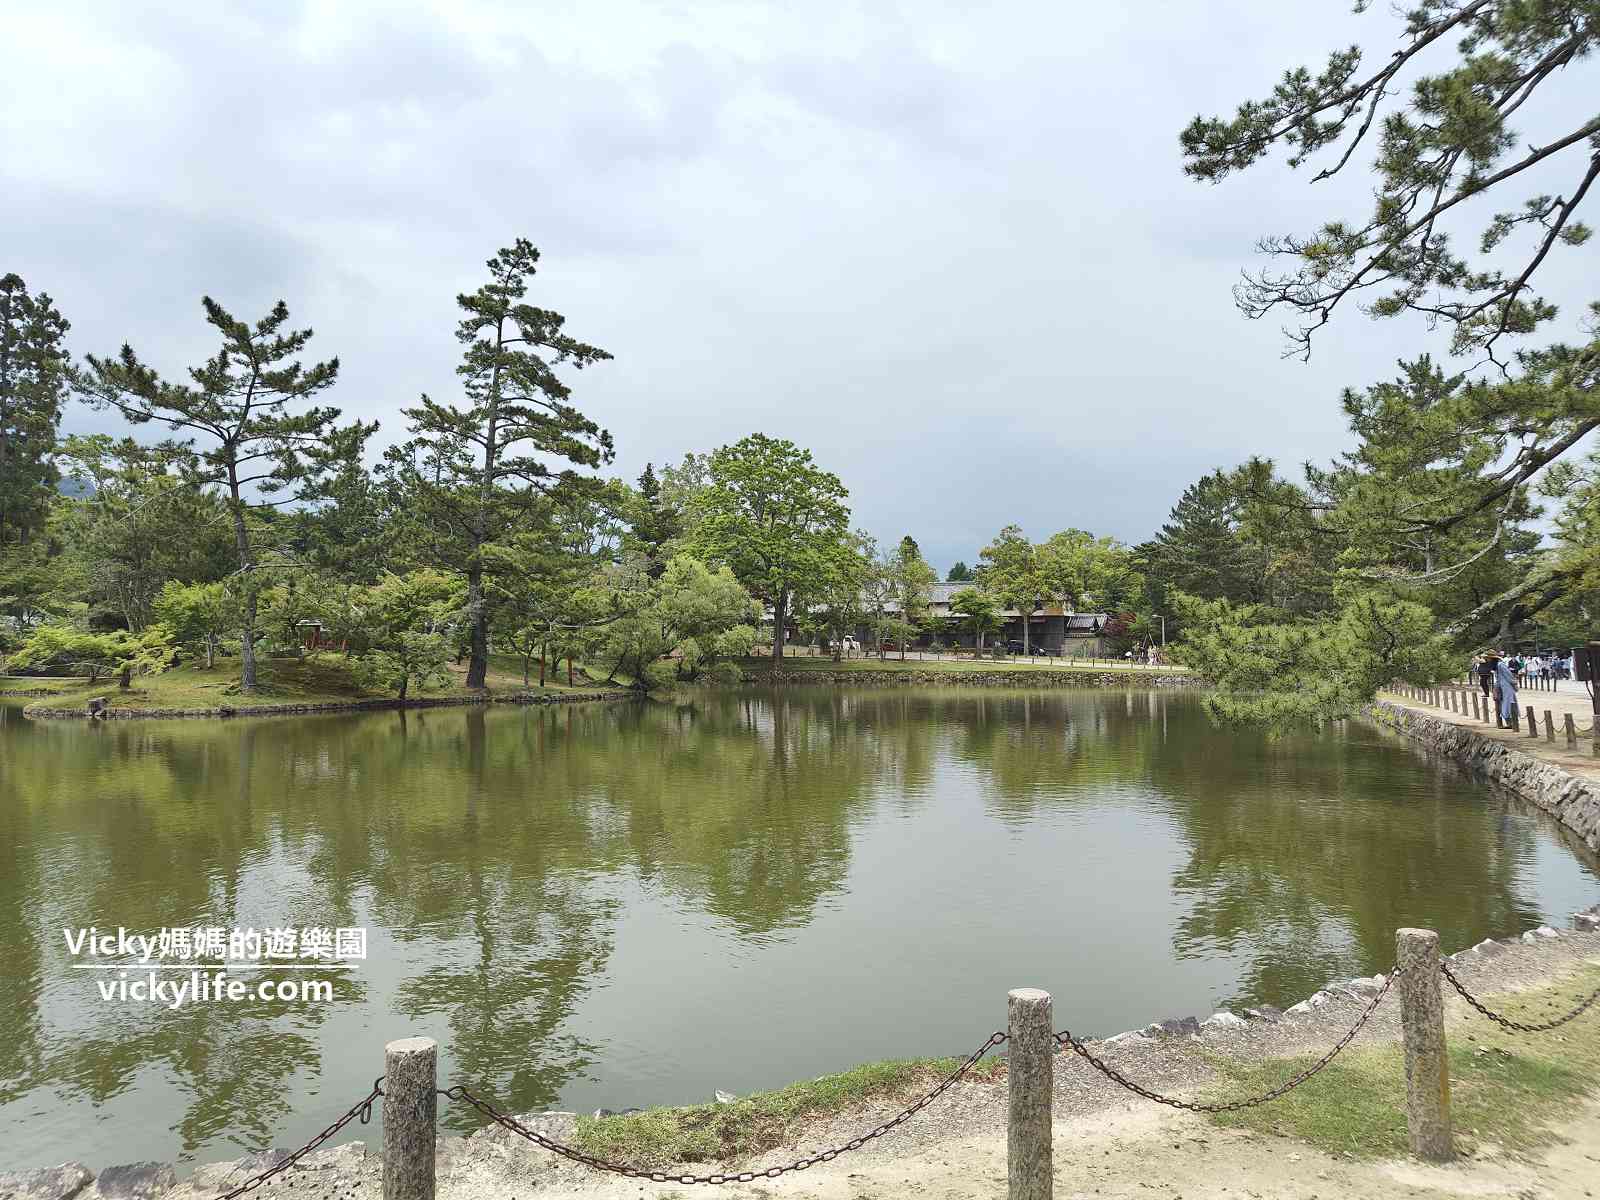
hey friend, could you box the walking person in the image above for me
[1476,652,1495,701]
[1493,651,1520,727]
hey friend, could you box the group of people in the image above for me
[1471,650,1573,724]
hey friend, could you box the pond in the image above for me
[1,687,1595,1170]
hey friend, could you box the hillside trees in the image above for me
[383,240,613,690]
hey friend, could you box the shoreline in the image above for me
[1366,698,1600,855]
[739,666,1202,688]
[17,687,638,721]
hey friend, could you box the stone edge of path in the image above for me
[1366,699,1600,856]
[19,689,637,721]
[742,668,1203,688]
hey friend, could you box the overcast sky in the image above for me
[6,1,1594,573]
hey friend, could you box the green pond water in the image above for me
[0,687,1595,1170]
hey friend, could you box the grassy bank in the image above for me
[12,653,619,713]
[1207,963,1600,1158]
[573,1054,1006,1169]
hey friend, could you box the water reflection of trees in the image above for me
[1150,703,1567,1008]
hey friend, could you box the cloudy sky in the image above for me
[5,1,1594,573]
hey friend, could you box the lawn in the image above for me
[13,652,622,713]
[1205,963,1600,1158]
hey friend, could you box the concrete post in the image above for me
[1396,929,1452,1161]
[1471,692,1481,721]
[1565,713,1578,748]
[384,1037,437,1200]
[1008,988,1052,1200]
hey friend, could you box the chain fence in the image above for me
[200,944,1600,1195]
[1052,966,1398,1113]
[1439,957,1600,1034]
[211,1078,383,1199]
[440,1029,1006,1186]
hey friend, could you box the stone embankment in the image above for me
[745,668,1201,688]
[20,689,634,721]
[1367,699,1600,855]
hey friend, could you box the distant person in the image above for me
[1476,654,1495,699]
[1493,653,1519,725]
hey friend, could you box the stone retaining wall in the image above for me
[1366,699,1600,855]
[742,669,1202,689]
[21,689,634,721]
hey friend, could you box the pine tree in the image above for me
[0,274,71,546]
[79,298,369,691]
[385,240,613,689]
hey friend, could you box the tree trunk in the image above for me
[205,634,216,670]
[465,564,489,689]
[118,665,131,690]
[522,651,531,687]
[568,657,574,686]
[226,459,258,692]
[1022,608,1031,655]
[399,676,409,702]
[539,639,547,687]
[770,588,789,664]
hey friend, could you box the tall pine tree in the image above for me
[0,274,71,546]
[385,240,613,689]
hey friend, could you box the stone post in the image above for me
[1008,988,1052,1200]
[384,1037,437,1200]
[1396,929,1452,1161]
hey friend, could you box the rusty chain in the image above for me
[1052,966,1399,1113]
[209,1078,383,1199]
[437,1030,1006,1186]
[1440,957,1600,1033]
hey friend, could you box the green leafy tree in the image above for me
[152,580,235,669]
[384,240,613,690]
[597,555,758,688]
[1037,528,1137,614]
[950,587,1002,654]
[946,560,974,582]
[8,624,173,689]
[52,435,235,631]
[77,297,371,692]
[889,534,937,659]
[0,274,71,547]
[686,434,852,663]
[353,570,463,700]
[978,524,1041,652]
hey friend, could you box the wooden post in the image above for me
[1008,988,1052,1200]
[384,1037,437,1200]
[1396,929,1452,1161]
[1566,712,1578,748]
[1526,704,1538,737]
[1544,710,1554,742]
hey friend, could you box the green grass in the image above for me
[573,1054,1006,1169]
[18,654,621,712]
[0,674,78,694]
[1206,964,1600,1158]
